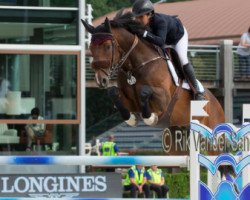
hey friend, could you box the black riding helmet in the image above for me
[132,0,154,17]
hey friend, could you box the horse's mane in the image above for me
[93,10,160,54]
[95,10,147,35]
[111,11,147,34]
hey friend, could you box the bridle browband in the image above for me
[91,32,163,80]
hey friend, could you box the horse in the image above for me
[82,13,225,154]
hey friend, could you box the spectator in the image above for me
[100,134,119,156]
[146,165,169,198]
[123,165,150,198]
[100,134,119,172]
[25,107,45,151]
[220,165,240,194]
[236,27,250,79]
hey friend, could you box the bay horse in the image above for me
[82,13,225,154]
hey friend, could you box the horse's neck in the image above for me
[115,29,176,91]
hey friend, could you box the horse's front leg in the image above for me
[107,86,139,127]
[140,85,158,126]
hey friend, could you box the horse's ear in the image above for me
[81,19,95,34]
[104,17,112,33]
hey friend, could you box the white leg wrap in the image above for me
[143,113,158,126]
[125,113,138,127]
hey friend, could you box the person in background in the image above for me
[236,27,250,79]
[25,107,45,151]
[100,134,120,172]
[100,134,119,156]
[146,165,169,198]
[220,165,240,194]
[123,165,150,198]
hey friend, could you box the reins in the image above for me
[108,34,139,80]
[91,32,165,83]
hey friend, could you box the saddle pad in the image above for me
[167,59,205,92]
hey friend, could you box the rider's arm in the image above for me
[143,21,167,48]
[142,15,168,48]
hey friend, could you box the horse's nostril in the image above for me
[102,78,108,87]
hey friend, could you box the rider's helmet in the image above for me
[132,0,154,17]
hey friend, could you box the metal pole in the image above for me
[78,0,86,173]
[220,40,233,123]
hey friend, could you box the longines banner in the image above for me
[0,173,122,198]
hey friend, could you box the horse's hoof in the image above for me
[125,113,138,127]
[143,113,158,126]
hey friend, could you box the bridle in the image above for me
[91,32,139,80]
[91,32,164,81]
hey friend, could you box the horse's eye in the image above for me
[105,44,112,51]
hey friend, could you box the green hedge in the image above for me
[165,171,207,198]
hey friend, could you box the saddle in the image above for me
[164,48,204,92]
[165,48,185,80]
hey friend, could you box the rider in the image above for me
[131,0,205,100]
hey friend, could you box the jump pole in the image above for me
[0,155,188,166]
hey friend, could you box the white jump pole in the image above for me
[0,155,188,167]
[190,101,209,200]
[242,104,250,188]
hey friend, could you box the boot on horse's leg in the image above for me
[140,85,158,126]
[107,86,138,126]
[183,63,205,100]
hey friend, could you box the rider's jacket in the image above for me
[145,13,184,47]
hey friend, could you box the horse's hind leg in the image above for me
[140,85,158,126]
[107,86,138,126]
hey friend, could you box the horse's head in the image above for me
[82,17,127,89]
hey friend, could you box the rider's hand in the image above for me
[129,24,146,37]
[135,28,146,37]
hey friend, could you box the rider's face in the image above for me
[135,14,150,26]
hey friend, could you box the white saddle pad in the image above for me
[167,59,205,93]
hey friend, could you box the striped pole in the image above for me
[0,156,188,166]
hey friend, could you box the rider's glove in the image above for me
[142,31,148,38]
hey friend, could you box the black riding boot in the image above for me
[183,63,205,100]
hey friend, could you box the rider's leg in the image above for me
[174,27,205,100]
[183,63,205,100]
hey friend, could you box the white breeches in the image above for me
[173,27,189,66]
